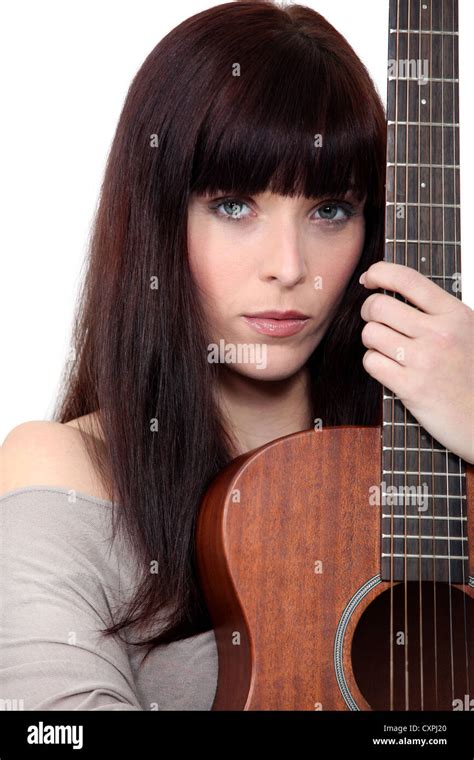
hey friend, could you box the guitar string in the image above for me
[416,0,424,711]
[451,0,470,694]
[427,0,439,710]
[388,0,401,712]
[453,0,470,698]
[441,0,456,705]
[399,0,412,710]
[404,0,410,710]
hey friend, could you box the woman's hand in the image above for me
[359,261,474,464]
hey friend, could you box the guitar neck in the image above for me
[386,0,460,287]
[381,0,468,585]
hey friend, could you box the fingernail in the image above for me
[359,272,366,285]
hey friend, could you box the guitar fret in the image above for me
[382,471,465,477]
[388,77,458,83]
[385,239,460,244]
[383,446,446,452]
[387,163,460,168]
[383,275,459,284]
[382,515,467,521]
[380,493,466,499]
[386,202,460,208]
[382,553,467,559]
[390,30,459,35]
[382,535,468,541]
[384,422,432,426]
[387,121,459,127]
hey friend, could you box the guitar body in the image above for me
[196,426,474,710]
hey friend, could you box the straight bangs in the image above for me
[190,28,384,208]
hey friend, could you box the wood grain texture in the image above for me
[196,427,474,710]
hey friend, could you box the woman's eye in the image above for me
[208,198,356,225]
[211,198,251,222]
[313,203,354,224]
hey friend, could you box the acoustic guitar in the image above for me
[196,0,474,710]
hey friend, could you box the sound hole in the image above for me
[351,583,474,710]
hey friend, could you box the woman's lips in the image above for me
[242,315,309,337]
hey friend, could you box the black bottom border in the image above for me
[0,710,473,758]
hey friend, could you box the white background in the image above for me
[0,0,472,440]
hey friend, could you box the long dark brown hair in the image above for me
[52,0,386,662]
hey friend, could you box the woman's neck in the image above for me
[216,365,313,457]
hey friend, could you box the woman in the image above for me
[0,0,472,711]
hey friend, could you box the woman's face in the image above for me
[187,189,365,380]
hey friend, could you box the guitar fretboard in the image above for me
[381,0,468,584]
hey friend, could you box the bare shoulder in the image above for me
[0,413,111,502]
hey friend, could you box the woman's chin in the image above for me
[219,356,311,382]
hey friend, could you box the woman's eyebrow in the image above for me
[191,188,367,205]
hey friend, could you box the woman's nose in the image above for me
[258,221,307,286]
